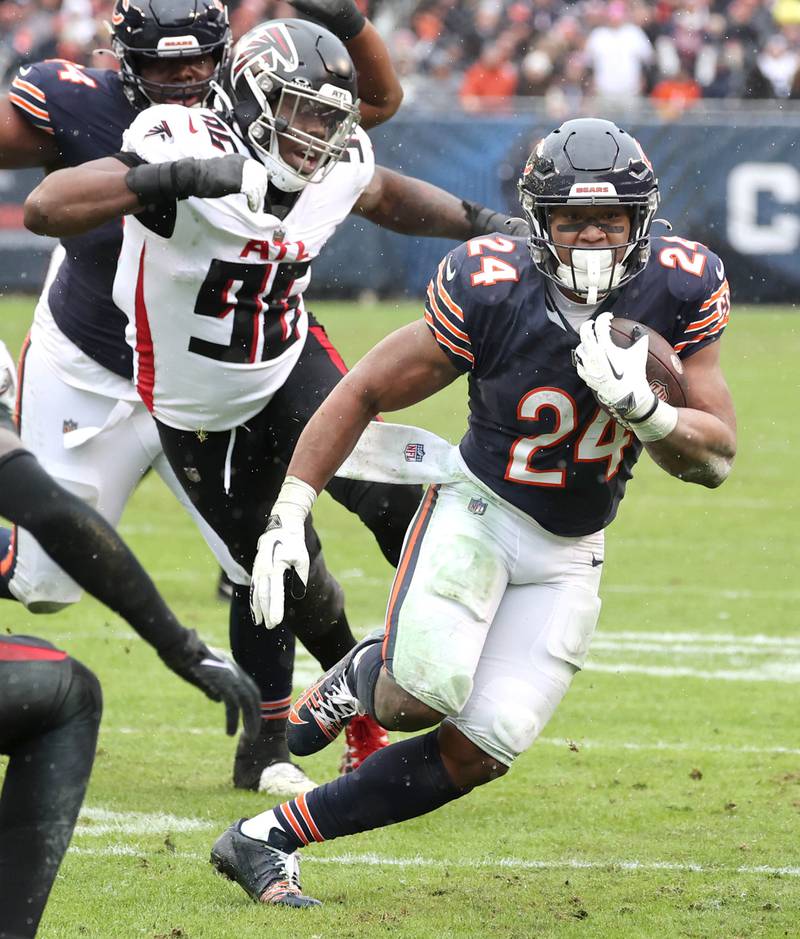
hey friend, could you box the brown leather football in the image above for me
[608,317,689,408]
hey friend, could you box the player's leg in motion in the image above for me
[0,337,166,610]
[155,416,348,794]
[267,316,423,771]
[211,480,603,905]
[0,636,102,938]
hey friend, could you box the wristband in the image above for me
[627,396,679,442]
[125,158,201,205]
[332,5,366,41]
[462,199,506,237]
[271,475,318,521]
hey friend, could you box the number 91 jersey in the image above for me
[113,104,374,432]
[424,233,730,537]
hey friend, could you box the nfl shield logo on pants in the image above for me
[468,496,487,516]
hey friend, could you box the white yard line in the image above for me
[105,726,798,756]
[68,839,800,878]
[76,807,209,837]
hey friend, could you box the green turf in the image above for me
[1,296,799,938]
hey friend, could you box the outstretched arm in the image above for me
[24,152,268,236]
[289,321,460,493]
[250,323,460,627]
[354,165,527,240]
[288,0,403,128]
[0,434,261,738]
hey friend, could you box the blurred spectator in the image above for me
[757,33,799,96]
[585,0,654,99]
[650,63,701,116]
[460,38,518,111]
[1,0,798,111]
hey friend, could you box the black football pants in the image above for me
[0,636,102,938]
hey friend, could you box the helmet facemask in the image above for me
[520,189,659,305]
[236,62,360,193]
[518,118,660,304]
[110,0,231,110]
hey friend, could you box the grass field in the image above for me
[1,296,799,938]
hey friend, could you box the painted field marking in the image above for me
[68,839,800,879]
[76,807,208,837]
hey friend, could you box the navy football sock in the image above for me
[271,729,468,849]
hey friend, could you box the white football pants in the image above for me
[7,335,248,610]
[383,472,604,767]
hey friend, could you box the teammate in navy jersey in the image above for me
[8,1,525,795]
[0,382,258,937]
[208,118,737,907]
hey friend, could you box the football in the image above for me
[608,317,689,408]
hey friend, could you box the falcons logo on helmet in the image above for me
[232,23,299,80]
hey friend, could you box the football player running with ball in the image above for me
[208,118,737,906]
[24,14,526,794]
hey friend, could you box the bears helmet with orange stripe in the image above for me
[110,0,231,109]
[518,118,660,303]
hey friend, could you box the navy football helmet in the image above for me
[111,0,231,109]
[223,19,360,192]
[518,118,660,303]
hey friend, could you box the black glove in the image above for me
[288,0,366,40]
[462,199,529,239]
[159,629,261,739]
[126,153,250,206]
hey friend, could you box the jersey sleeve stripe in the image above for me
[697,280,729,313]
[8,91,52,130]
[686,280,730,332]
[426,282,471,343]
[11,77,46,102]
[424,310,475,365]
[674,311,730,352]
[434,261,466,322]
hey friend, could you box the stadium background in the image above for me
[1,0,800,303]
[1,3,800,935]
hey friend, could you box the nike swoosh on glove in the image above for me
[574,311,654,422]
[159,629,260,739]
[250,512,310,629]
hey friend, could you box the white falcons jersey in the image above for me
[113,104,375,431]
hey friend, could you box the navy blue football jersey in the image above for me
[10,60,137,377]
[424,233,730,537]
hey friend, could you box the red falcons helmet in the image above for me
[223,19,360,192]
[111,0,231,109]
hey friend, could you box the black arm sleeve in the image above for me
[0,449,188,654]
[112,151,177,238]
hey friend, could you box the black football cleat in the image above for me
[210,819,321,908]
[288,633,381,757]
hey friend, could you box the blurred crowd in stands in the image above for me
[2,0,800,114]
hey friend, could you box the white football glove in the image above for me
[240,158,270,213]
[250,476,317,629]
[575,311,654,419]
[574,311,677,442]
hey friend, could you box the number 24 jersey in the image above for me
[424,234,730,537]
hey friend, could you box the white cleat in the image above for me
[257,761,317,796]
[0,341,18,427]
